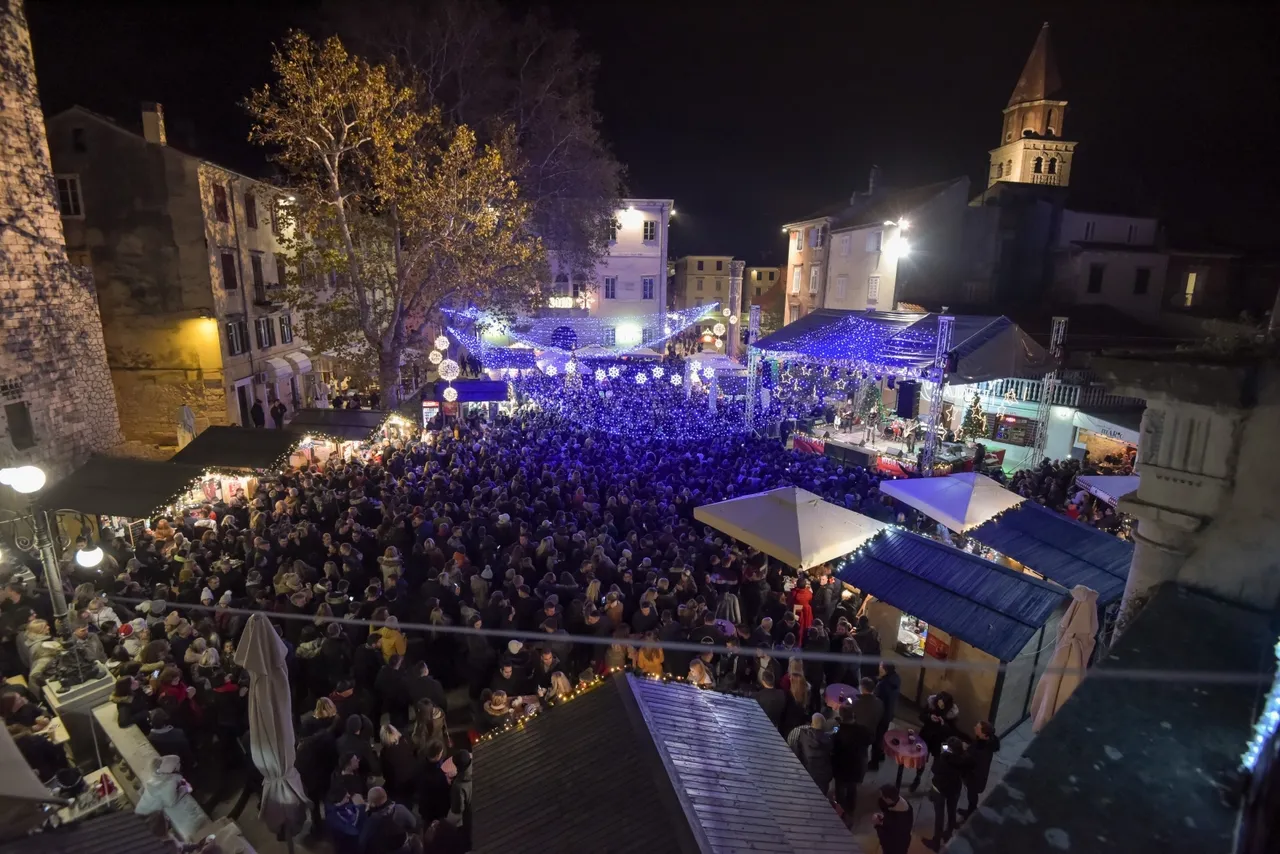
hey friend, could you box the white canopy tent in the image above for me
[1075,474,1140,507]
[693,486,887,569]
[878,472,1026,532]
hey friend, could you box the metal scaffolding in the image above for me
[919,315,955,477]
[744,305,761,426]
[1031,316,1069,465]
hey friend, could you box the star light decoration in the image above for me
[442,386,458,402]
[594,368,606,381]
[428,350,444,365]
[635,373,648,385]
[702,367,715,378]
[651,366,665,379]
[670,374,682,386]
[545,364,558,377]
[607,366,621,379]
[438,359,461,382]
[565,361,578,374]
[434,335,450,351]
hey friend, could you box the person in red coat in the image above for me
[789,576,815,643]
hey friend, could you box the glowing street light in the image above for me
[0,465,46,494]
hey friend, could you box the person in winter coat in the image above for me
[444,750,473,850]
[417,742,453,825]
[754,669,787,733]
[787,577,814,641]
[924,736,972,851]
[378,725,420,805]
[869,661,901,770]
[109,676,152,731]
[911,691,960,790]
[850,677,885,734]
[374,618,407,663]
[854,616,881,681]
[359,785,418,853]
[830,705,872,820]
[873,784,914,854]
[960,720,1001,818]
[786,713,834,795]
[296,720,339,830]
[336,714,381,778]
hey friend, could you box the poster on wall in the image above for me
[925,633,951,660]
[442,401,459,417]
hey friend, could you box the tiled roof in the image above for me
[0,811,171,854]
[472,674,858,854]
[169,425,302,470]
[629,676,856,854]
[968,503,1133,604]
[472,675,702,854]
[837,529,1068,660]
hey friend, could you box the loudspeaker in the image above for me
[895,381,919,418]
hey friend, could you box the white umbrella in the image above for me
[235,612,308,838]
[1030,585,1100,733]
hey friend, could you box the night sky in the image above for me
[27,1,1278,264]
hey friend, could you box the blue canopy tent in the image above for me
[428,379,510,402]
[751,309,1050,383]
[966,502,1132,605]
[836,528,1068,734]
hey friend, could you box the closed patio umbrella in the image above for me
[234,612,308,839]
[1030,585,1100,733]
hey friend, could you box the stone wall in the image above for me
[0,0,122,489]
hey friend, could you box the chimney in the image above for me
[867,164,881,196]
[141,102,166,145]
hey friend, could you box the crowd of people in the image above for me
[0,411,957,853]
[1000,458,1130,538]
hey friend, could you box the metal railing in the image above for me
[975,376,1145,409]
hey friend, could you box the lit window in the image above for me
[643,220,657,241]
[642,277,655,300]
[604,276,617,299]
[55,175,83,217]
[1183,271,1198,307]
[867,275,880,302]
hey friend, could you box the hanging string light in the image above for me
[442,386,458,403]
[713,323,727,337]
[438,359,461,381]
[434,335,451,351]
[428,350,444,365]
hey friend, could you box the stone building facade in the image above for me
[0,0,121,495]
[45,104,315,445]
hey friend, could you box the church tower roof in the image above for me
[1008,22,1062,107]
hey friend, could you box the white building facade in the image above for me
[548,198,673,346]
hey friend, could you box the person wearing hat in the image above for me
[479,691,512,732]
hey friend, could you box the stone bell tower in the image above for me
[987,23,1078,189]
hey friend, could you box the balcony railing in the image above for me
[1029,172,1062,186]
[974,376,1145,409]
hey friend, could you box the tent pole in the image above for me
[920,315,955,477]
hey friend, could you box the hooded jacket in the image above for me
[964,732,1002,792]
[786,724,834,792]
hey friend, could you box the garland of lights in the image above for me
[473,666,711,746]
[445,304,716,354]
[1241,637,1280,772]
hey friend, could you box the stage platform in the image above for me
[792,426,981,476]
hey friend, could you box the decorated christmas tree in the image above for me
[960,393,987,441]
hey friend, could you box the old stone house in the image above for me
[45,103,318,445]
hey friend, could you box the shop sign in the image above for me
[925,634,951,660]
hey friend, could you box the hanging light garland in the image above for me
[434,335,451,351]
[1242,637,1280,772]
[442,386,458,403]
[713,323,727,337]
[428,350,444,365]
[438,359,461,382]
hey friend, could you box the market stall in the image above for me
[879,473,1133,606]
[422,379,512,424]
[37,457,205,524]
[692,486,887,570]
[286,408,394,462]
[836,528,1069,736]
[880,472,1026,532]
[1072,408,1142,470]
[167,426,306,503]
[1075,474,1140,507]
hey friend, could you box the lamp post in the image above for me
[0,465,101,642]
